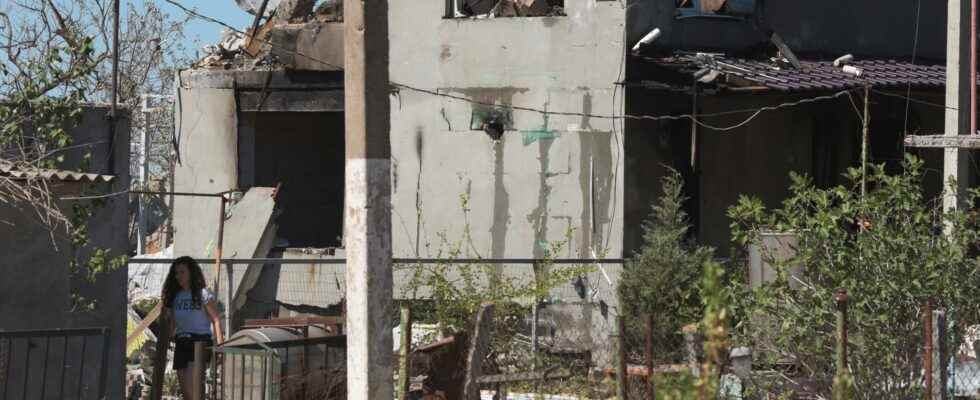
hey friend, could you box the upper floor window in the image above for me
[446,0,565,18]
[675,0,756,19]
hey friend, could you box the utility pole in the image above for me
[905,0,975,214]
[344,0,393,399]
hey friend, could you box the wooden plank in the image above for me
[463,303,495,400]
[126,302,162,349]
[238,90,344,112]
[904,135,980,148]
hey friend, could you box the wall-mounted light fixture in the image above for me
[631,28,662,53]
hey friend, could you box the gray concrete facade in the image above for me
[0,106,130,400]
[175,0,627,365]
[388,0,626,364]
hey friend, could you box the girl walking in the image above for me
[161,256,224,399]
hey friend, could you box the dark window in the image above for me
[447,0,565,18]
[675,0,755,19]
[250,112,345,248]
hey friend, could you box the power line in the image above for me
[871,89,955,111]
[161,0,860,131]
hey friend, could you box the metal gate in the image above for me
[213,342,281,400]
[0,327,110,400]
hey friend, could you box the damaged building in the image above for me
[170,0,970,375]
[173,0,626,366]
[624,0,967,254]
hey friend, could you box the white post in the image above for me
[944,0,972,216]
[344,0,394,398]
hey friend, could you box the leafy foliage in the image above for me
[619,168,715,363]
[728,156,980,399]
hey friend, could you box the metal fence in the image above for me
[211,335,346,400]
[0,327,110,400]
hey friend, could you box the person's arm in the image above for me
[205,299,224,344]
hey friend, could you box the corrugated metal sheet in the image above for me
[0,162,115,183]
[648,55,950,92]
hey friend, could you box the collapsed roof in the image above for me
[196,0,343,71]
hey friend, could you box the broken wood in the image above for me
[244,0,272,56]
[904,134,980,148]
[244,17,276,57]
[462,303,495,400]
[126,302,162,349]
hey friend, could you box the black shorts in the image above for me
[173,334,213,370]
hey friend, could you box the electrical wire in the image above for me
[161,0,861,132]
[872,89,955,111]
[903,0,923,136]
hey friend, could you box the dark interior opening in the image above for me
[250,112,345,248]
[451,0,564,17]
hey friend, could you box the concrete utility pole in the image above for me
[905,0,975,213]
[344,0,394,398]
[943,0,972,213]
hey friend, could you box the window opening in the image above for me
[448,0,565,18]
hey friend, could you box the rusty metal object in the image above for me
[645,314,655,400]
[617,315,627,400]
[924,298,934,400]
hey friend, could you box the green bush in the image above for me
[728,156,980,399]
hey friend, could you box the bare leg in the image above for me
[177,367,194,399]
[176,366,191,399]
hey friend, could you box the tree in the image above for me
[618,168,715,363]
[0,0,190,244]
[728,156,980,399]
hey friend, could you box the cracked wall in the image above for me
[389,0,625,366]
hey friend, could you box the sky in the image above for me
[153,0,255,57]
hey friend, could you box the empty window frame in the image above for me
[446,0,565,18]
[675,0,756,19]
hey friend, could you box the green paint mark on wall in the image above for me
[522,129,559,145]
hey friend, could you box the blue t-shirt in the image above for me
[171,289,215,336]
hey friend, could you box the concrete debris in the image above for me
[127,245,174,301]
[235,0,283,17]
[314,0,343,22]
[193,0,342,71]
[276,0,317,23]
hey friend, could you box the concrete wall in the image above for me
[389,0,626,364]
[172,88,238,259]
[0,107,130,400]
[627,0,946,60]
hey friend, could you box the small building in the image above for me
[0,105,130,399]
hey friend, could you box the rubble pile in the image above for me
[195,0,343,70]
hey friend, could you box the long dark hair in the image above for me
[162,256,207,308]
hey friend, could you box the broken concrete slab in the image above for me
[173,88,238,260]
[218,187,280,315]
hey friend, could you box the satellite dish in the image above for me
[235,0,282,17]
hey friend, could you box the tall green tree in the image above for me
[619,168,715,363]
